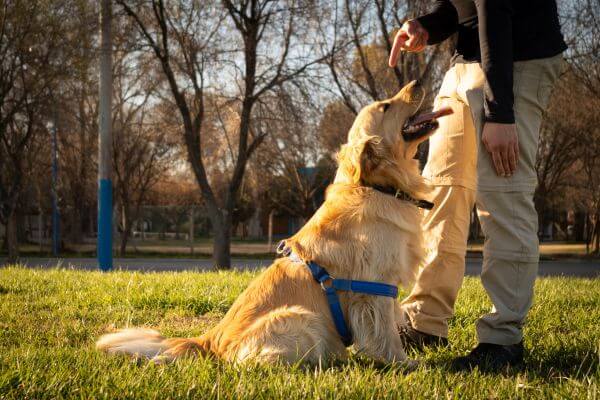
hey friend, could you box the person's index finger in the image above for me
[388,33,406,67]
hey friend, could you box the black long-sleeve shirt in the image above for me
[417,0,567,124]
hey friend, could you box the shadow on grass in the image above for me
[0,285,24,295]
[525,346,599,380]
[423,345,599,380]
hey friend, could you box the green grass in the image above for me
[0,267,598,399]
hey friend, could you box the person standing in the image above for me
[388,0,567,371]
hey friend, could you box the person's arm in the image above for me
[476,0,514,123]
[476,0,519,177]
[416,0,459,45]
[388,1,458,67]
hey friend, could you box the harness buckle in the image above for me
[394,189,408,201]
[320,276,334,291]
[276,240,291,257]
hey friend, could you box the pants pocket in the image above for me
[536,56,566,111]
[423,97,477,189]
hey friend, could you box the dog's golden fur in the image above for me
[97,81,432,366]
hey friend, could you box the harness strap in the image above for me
[323,285,353,346]
[305,260,398,346]
[331,279,398,297]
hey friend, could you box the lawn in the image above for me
[0,267,598,399]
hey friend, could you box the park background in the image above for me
[0,0,599,269]
[0,2,598,399]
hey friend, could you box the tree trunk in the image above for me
[119,205,131,257]
[211,210,231,269]
[585,212,591,254]
[38,210,43,253]
[189,207,194,256]
[1,223,6,252]
[594,210,600,255]
[267,209,274,251]
[69,204,84,244]
[6,211,19,263]
[535,191,547,238]
[119,224,130,257]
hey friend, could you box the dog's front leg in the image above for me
[348,295,408,364]
[393,300,408,330]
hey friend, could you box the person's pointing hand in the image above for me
[388,20,429,67]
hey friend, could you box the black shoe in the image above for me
[398,324,449,351]
[450,342,524,372]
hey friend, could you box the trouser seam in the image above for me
[512,200,521,312]
[483,249,539,262]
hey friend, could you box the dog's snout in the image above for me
[392,80,424,102]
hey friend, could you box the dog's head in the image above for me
[336,80,451,191]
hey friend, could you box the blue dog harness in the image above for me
[277,242,399,346]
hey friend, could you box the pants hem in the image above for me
[410,318,448,339]
[476,327,523,346]
[483,249,539,263]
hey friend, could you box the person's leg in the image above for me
[400,64,479,342]
[474,56,565,345]
[475,191,539,345]
[401,186,475,338]
[452,56,565,370]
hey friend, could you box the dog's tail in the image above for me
[96,328,211,362]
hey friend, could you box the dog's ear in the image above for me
[359,136,384,178]
[337,135,383,184]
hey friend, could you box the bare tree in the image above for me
[117,0,327,268]
[252,89,332,222]
[57,1,99,244]
[535,0,600,250]
[321,1,451,108]
[113,102,175,256]
[316,0,453,154]
[0,1,64,260]
[579,121,600,254]
[535,74,581,236]
[562,0,600,97]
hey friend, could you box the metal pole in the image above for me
[98,0,113,271]
[51,113,60,257]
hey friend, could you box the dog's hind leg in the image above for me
[349,296,409,365]
[235,306,346,365]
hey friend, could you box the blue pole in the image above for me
[98,179,112,271]
[51,115,59,257]
[98,0,112,271]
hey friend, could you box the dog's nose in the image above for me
[413,78,421,88]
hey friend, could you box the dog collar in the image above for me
[369,184,434,210]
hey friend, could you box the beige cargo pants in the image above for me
[401,55,564,345]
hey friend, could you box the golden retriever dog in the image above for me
[97,80,451,366]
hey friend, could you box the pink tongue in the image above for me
[410,107,453,125]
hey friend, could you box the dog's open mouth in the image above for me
[402,107,453,141]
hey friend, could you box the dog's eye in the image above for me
[380,102,391,113]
